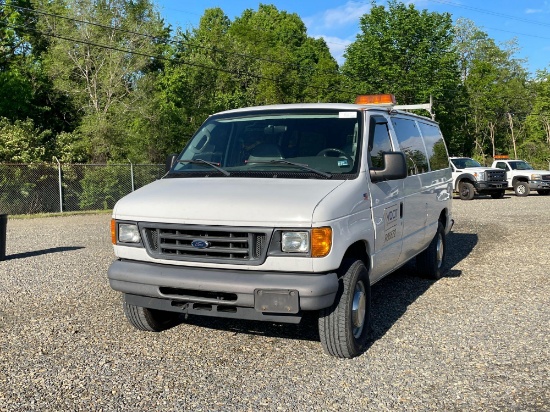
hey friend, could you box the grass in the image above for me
[8,210,113,219]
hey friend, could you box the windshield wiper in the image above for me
[247,159,332,178]
[177,159,230,176]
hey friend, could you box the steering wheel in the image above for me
[316,148,353,165]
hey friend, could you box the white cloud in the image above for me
[525,1,550,14]
[304,1,372,31]
[315,35,354,64]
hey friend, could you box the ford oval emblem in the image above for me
[191,239,211,249]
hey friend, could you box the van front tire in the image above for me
[318,260,371,359]
[123,301,181,332]
[417,222,446,280]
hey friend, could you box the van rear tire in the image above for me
[318,259,371,359]
[417,222,446,280]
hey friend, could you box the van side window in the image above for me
[368,117,393,169]
[392,118,429,175]
[418,122,450,171]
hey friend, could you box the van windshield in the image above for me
[168,109,362,179]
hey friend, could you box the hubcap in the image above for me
[436,233,444,269]
[351,281,366,338]
[517,185,526,194]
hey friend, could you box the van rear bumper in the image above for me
[108,259,339,315]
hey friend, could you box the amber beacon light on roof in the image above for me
[355,93,435,120]
[355,93,396,105]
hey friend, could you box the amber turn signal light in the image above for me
[311,227,332,258]
[111,219,117,245]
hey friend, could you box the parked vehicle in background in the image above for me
[108,94,453,359]
[450,157,507,200]
[492,158,550,197]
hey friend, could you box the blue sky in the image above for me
[154,0,550,76]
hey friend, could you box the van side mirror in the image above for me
[369,152,407,183]
[165,154,178,173]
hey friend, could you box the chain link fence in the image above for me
[0,163,165,215]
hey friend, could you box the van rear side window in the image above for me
[418,122,450,171]
[392,118,429,175]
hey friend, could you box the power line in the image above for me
[0,21,362,99]
[427,0,550,28]
[1,1,346,80]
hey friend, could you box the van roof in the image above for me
[213,103,438,123]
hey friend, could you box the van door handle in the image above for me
[400,202,404,218]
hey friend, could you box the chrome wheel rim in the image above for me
[351,281,366,338]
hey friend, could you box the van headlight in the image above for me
[281,231,309,253]
[118,223,141,243]
[280,227,332,257]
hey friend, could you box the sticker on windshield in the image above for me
[339,112,357,118]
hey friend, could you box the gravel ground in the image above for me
[0,194,549,411]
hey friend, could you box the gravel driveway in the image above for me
[1,194,548,411]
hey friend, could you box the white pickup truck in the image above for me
[492,159,550,196]
[450,157,507,200]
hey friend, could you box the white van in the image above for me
[108,94,453,358]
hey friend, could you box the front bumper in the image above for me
[529,180,550,190]
[108,259,339,321]
[475,181,507,191]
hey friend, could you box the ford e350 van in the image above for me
[108,94,453,358]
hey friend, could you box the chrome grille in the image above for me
[140,223,272,265]
[542,175,550,181]
[487,170,506,181]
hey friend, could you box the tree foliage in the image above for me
[342,0,462,146]
[0,1,548,167]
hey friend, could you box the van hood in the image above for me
[113,177,346,226]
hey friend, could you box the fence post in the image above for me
[54,157,63,213]
[128,159,135,192]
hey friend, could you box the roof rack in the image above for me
[355,94,434,120]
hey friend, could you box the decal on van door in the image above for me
[383,203,400,244]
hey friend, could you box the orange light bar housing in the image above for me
[355,94,396,105]
[493,154,509,159]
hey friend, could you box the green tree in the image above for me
[156,5,343,155]
[524,69,550,166]
[1,0,78,140]
[0,117,49,162]
[342,0,461,145]
[38,0,169,162]
[456,19,530,161]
